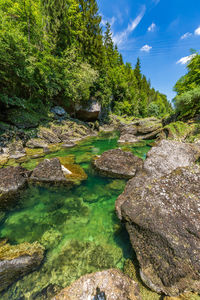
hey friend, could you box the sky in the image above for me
[97,0,200,101]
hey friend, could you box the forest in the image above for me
[0,0,172,124]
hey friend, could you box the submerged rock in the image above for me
[0,240,44,292]
[93,149,143,179]
[121,165,200,296]
[116,139,200,218]
[53,269,141,300]
[0,166,29,209]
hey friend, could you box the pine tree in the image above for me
[78,0,103,67]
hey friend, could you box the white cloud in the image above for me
[180,32,192,40]
[140,44,152,52]
[113,5,146,46]
[176,54,196,65]
[194,26,200,35]
[101,15,116,27]
[148,23,156,32]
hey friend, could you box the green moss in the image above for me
[164,121,193,141]
[25,148,45,158]
[0,241,44,260]
[124,259,162,300]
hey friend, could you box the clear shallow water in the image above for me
[0,133,152,300]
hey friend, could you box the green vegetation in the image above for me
[173,52,200,120]
[0,0,171,124]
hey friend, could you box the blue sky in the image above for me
[97,0,200,101]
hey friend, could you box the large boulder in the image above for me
[30,158,66,184]
[30,157,87,184]
[75,100,101,121]
[0,240,44,292]
[0,166,29,209]
[52,269,141,300]
[144,139,200,179]
[93,149,143,179]
[116,140,200,218]
[120,165,200,296]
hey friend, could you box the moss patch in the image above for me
[124,259,162,300]
[0,241,44,260]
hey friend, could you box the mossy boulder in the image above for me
[38,127,61,144]
[26,138,48,149]
[118,118,162,144]
[121,165,200,296]
[93,149,143,179]
[0,240,44,292]
[0,166,29,209]
[161,121,193,141]
[53,269,142,300]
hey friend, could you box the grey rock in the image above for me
[0,166,29,209]
[51,106,66,117]
[30,158,66,184]
[26,138,48,149]
[93,149,143,179]
[52,269,141,300]
[121,165,200,296]
[116,139,200,218]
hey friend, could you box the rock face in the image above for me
[0,240,44,292]
[116,140,200,218]
[118,118,162,144]
[52,269,141,300]
[93,149,143,179]
[120,165,200,296]
[0,166,29,209]
[75,100,101,121]
[144,139,200,179]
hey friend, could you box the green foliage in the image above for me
[0,0,171,123]
[174,86,200,120]
[174,52,200,119]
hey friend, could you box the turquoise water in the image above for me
[0,133,152,300]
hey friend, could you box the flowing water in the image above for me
[0,132,153,300]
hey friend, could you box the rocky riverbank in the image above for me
[0,111,200,299]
